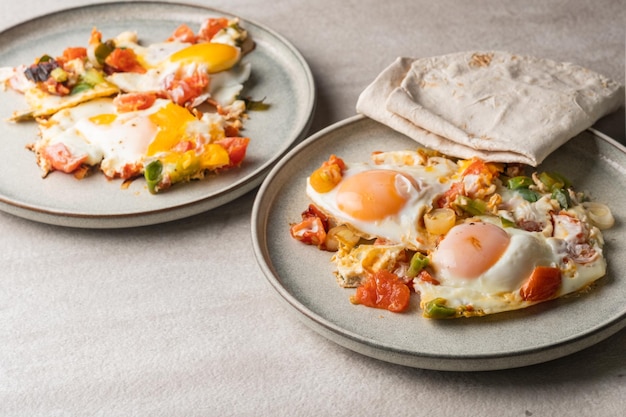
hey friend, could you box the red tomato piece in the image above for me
[224,124,240,137]
[462,158,501,178]
[168,24,196,43]
[171,141,195,153]
[462,158,489,176]
[40,78,71,96]
[301,204,329,231]
[290,204,330,248]
[42,143,87,173]
[117,162,143,180]
[215,137,249,167]
[61,47,87,62]
[197,18,229,41]
[520,266,562,302]
[436,181,464,209]
[163,70,209,106]
[326,154,346,171]
[417,270,440,285]
[289,216,327,247]
[105,48,146,74]
[351,270,411,313]
[113,92,157,112]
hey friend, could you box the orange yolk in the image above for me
[146,102,198,156]
[335,170,412,221]
[89,113,117,125]
[169,43,240,73]
[145,102,230,169]
[434,222,510,280]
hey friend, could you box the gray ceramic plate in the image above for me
[0,1,315,228]
[251,115,626,371]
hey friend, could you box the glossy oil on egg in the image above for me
[415,220,607,316]
[306,157,458,251]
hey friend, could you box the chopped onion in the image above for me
[582,202,615,230]
[424,208,456,235]
[324,225,360,252]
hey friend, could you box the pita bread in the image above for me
[357,52,624,166]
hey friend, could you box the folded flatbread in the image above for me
[357,52,624,165]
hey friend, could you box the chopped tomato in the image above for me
[290,216,327,247]
[117,163,143,180]
[171,140,195,153]
[460,158,502,199]
[105,48,146,73]
[197,18,229,41]
[520,266,562,302]
[439,158,501,207]
[417,270,440,285]
[168,24,196,43]
[290,204,331,248]
[163,69,209,106]
[350,270,411,313]
[41,78,71,96]
[327,154,346,171]
[301,204,329,230]
[215,137,249,167]
[224,124,240,137]
[463,158,488,176]
[55,82,71,96]
[113,92,157,112]
[61,47,87,62]
[43,143,87,173]
[462,158,502,178]
[436,181,464,208]
[309,154,346,193]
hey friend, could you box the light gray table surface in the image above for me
[1,1,624,416]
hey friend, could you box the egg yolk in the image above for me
[335,170,413,221]
[169,43,240,73]
[89,113,117,125]
[433,222,510,280]
[146,102,198,156]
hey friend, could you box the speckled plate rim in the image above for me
[0,1,316,228]
[251,115,626,371]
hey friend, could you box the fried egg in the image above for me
[106,32,248,107]
[295,149,614,319]
[21,81,119,120]
[414,217,607,318]
[306,152,459,252]
[0,64,119,121]
[35,97,227,179]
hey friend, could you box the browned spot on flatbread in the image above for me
[420,79,439,88]
[469,53,494,68]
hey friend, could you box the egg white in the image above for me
[36,97,225,178]
[307,150,613,318]
[106,34,248,108]
[209,63,251,107]
[415,220,607,316]
[306,153,458,252]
